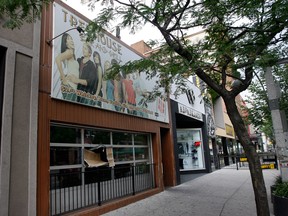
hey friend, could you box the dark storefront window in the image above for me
[113,132,133,145]
[50,124,151,171]
[113,147,134,162]
[135,147,149,160]
[50,125,153,215]
[50,147,81,166]
[134,134,149,145]
[50,125,81,144]
[84,129,111,144]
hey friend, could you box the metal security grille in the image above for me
[50,163,155,215]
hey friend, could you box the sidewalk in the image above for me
[102,167,279,216]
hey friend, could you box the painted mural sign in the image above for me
[51,2,168,123]
[170,79,205,115]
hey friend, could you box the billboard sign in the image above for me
[51,2,168,123]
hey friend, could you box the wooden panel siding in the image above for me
[37,93,51,216]
[38,94,170,216]
[48,96,166,131]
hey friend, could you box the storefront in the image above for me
[38,1,176,215]
[170,81,211,184]
[214,98,236,167]
[49,124,157,215]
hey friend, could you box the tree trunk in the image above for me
[223,95,270,216]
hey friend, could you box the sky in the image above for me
[61,0,163,45]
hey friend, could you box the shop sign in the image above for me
[186,89,195,105]
[261,163,275,169]
[178,103,203,121]
[225,124,234,137]
[170,80,205,115]
[240,157,247,162]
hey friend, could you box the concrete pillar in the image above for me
[265,66,288,181]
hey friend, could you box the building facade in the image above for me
[37,1,178,215]
[0,1,179,216]
[0,17,40,216]
[0,2,219,216]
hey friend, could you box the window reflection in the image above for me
[113,147,133,161]
[113,132,132,145]
[134,134,148,145]
[50,125,151,169]
[135,147,149,160]
[84,129,110,144]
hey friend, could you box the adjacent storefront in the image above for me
[170,80,211,184]
[214,97,236,167]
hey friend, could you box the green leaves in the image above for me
[273,182,288,198]
[85,7,114,41]
[84,0,288,100]
[0,0,51,29]
[247,64,288,141]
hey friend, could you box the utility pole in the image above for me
[265,66,288,181]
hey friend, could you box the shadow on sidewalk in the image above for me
[180,173,207,184]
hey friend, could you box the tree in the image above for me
[84,1,288,215]
[0,0,51,29]
[247,65,288,147]
[247,71,274,142]
[89,1,288,215]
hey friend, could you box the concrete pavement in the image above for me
[102,166,279,216]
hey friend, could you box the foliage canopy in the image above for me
[86,0,288,100]
[0,0,51,29]
[84,1,288,215]
[247,65,288,142]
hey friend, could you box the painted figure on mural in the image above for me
[156,95,166,119]
[122,72,137,115]
[55,33,79,101]
[92,51,103,107]
[114,72,125,112]
[112,59,125,112]
[68,42,97,105]
[102,60,115,110]
[132,71,149,117]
